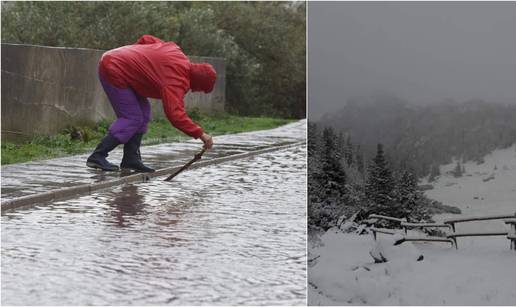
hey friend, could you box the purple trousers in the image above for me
[99,73,151,144]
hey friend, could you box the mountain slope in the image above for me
[318,94,516,177]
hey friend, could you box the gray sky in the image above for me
[308,2,516,119]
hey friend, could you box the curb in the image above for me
[1,142,304,213]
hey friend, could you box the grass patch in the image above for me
[1,114,294,165]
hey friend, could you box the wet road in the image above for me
[1,120,305,203]
[1,145,306,305]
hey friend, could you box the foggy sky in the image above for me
[308,2,516,119]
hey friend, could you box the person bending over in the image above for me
[87,34,216,172]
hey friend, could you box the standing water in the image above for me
[1,145,306,305]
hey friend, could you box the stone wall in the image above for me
[1,43,225,140]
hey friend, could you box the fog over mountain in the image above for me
[308,2,516,120]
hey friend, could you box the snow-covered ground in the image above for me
[309,230,516,305]
[424,143,516,214]
[423,143,516,230]
[309,144,516,305]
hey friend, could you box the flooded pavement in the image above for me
[1,145,307,305]
[1,120,305,203]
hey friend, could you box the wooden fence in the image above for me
[368,212,516,250]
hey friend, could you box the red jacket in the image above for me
[99,35,214,139]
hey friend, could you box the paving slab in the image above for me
[1,120,306,207]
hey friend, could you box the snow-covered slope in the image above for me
[423,143,516,236]
[309,144,516,305]
[309,230,516,305]
[423,143,516,217]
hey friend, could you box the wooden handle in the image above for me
[164,148,206,182]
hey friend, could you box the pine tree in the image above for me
[308,122,319,158]
[355,145,365,176]
[308,123,321,202]
[393,169,430,221]
[320,127,347,197]
[453,160,463,177]
[309,127,348,230]
[336,131,345,162]
[365,144,395,216]
[344,134,354,167]
[308,122,324,230]
[428,164,440,182]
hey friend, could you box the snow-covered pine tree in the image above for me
[320,127,347,198]
[309,127,349,230]
[355,145,365,177]
[308,122,325,230]
[429,164,440,182]
[308,122,319,158]
[344,134,354,167]
[308,122,322,200]
[365,144,395,218]
[453,160,463,177]
[336,131,345,161]
[393,169,430,222]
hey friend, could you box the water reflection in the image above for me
[107,184,146,227]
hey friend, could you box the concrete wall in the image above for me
[1,43,225,140]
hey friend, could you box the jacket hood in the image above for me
[190,63,217,93]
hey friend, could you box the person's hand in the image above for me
[200,133,213,150]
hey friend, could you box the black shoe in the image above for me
[86,134,120,171]
[120,133,155,173]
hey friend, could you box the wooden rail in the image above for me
[394,236,455,247]
[368,213,516,250]
[401,221,452,234]
[444,213,516,232]
[368,214,406,223]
